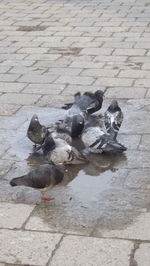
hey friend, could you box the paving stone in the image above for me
[102,212,150,240]
[0,104,20,115]
[0,229,62,265]
[103,41,134,48]
[0,160,13,178]
[0,66,11,74]
[105,87,146,99]
[37,94,73,107]
[1,60,35,67]
[113,48,146,56]
[0,93,41,105]
[94,55,128,62]
[145,89,150,98]
[0,83,26,93]
[9,66,47,75]
[18,74,58,84]
[117,134,141,150]
[55,75,95,85]
[139,135,150,150]
[124,169,150,190]
[142,63,150,70]
[119,70,150,78]
[46,67,82,76]
[0,74,20,82]
[135,79,150,87]
[81,69,119,77]
[95,78,133,87]
[23,83,64,95]
[80,48,113,55]
[50,236,133,266]
[17,47,49,54]
[0,203,35,229]
[69,61,104,68]
[26,54,61,61]
[118,150,150,168]
[135,244,150,266]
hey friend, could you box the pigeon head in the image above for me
[108,100,120,112]
[95,90,104,101]
[31,114,39,122]
[71,114,84,137]
[29,114,41,128]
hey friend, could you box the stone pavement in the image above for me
[0,0,150,265]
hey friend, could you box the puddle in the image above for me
[1,102,150,235]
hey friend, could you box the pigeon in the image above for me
[81,121,126,154]
[62,90,104,114]
[27,114,49,147]
[49,122,72,144]
[61,90,104,137]
[104,100,123,140]
[10,164,64,201]
[64,112,85,137]
[41,135,88,165]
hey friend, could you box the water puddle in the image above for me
[1,102,150,235]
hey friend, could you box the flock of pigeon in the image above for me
[10,90,127,201]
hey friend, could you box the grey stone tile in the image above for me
[116,150,150,168]
[50,236,133,266]
[124,169,150,189]
[102,212,150,240]
[0,202,35,229]
[23,83,64,95]
[0,229,62,265]
[135,243,150,266]
[139,135,150,150]
[0,104,21,116]
[0,93,41,105]
[0,160,13,178]
[117,134,141,150]
[37,94,73,108]
[105,87,146,99]
[0,82,26,93]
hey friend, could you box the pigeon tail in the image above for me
[104,141,127,154]
[10,176,29,187]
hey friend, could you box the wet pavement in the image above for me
[1,101,150,238]
[0,0,150,265]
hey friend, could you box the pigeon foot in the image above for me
[41,195,54,201]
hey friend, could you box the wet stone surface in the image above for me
[0,102,150,236]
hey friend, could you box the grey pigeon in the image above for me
[104,100,123,140]
[81,121,126,154]
[10,164,64,200]
[63,90,104,114]
[62,90,104,137]
[41,135,88,165]
[48,122,72,144]
[27,114,49,147]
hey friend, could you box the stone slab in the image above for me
[101,213,150,240]
[135,244,150,266]
[50,236,133,266]
[139,135,150,150]
[0,104,20,116]
[0,203,35,229]
[105,87,146,99]
[0,229,62,265]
